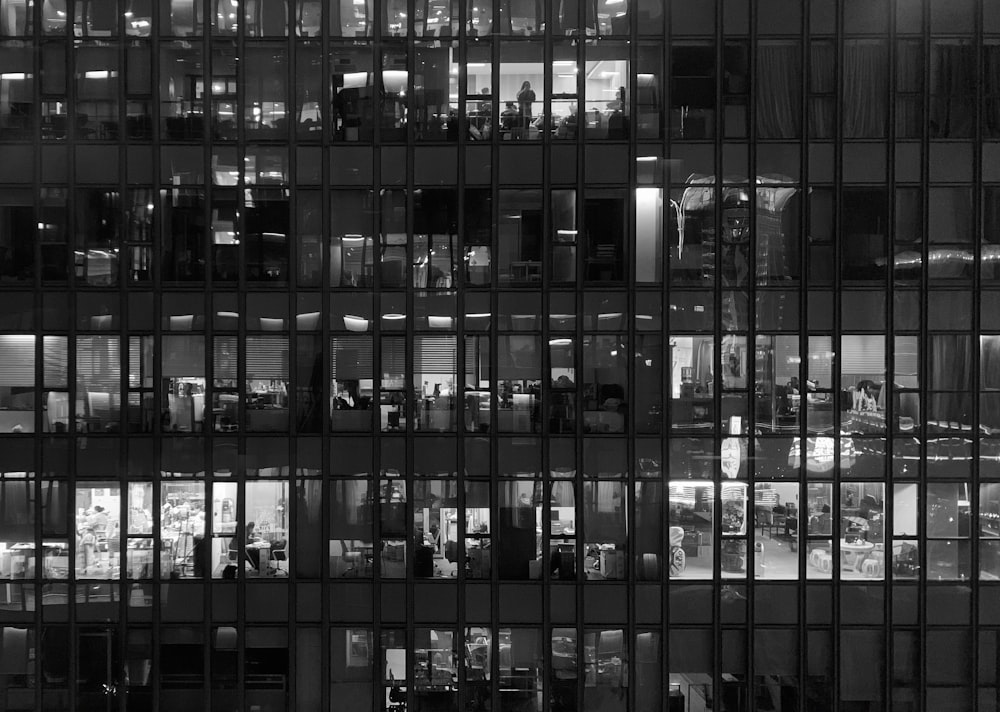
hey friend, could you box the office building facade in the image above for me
[0,0,998,710]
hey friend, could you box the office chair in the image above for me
[268,540,288,576]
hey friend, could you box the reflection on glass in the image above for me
[330,480,373,578]
[499,481,542,580]
[839,482,885,580]
[550,628,577,712]
[753,482,798,580]
[465,481,491,579]
[668,480,713,579]
[159,482,206,579]
[499,628,541,712]
[670,336,714,431]
[413,628,457,708]
[331,628,373,710]
[583,481,627,580]
[74,484,120,580]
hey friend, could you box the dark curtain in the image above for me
[809,41,835,138]
[895,40,924,138]
[927,334,973,425]
[756,42,801,139]
[987,44,1000,137]
[842,40,888,138]
[929,40,976,138]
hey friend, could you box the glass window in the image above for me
[159,482,206,578]
[244,336,289,432]
[500,629,541,711]
[245,0,288,36]
[414,336,457,432]
[39,188,68,281]
[583,629,627,712]
[583,192,624,282]
[75,189,120,286]
[670,336,715,432]
[74,42,119,140]
[0,43,33,140]
[244,187,288,283]
[635,187,663,284]
[295,42,322,139]
[74,484,120,580]
[332,628,374,708]
[756,41,800,139]
[498,41,543,139]
[413,188,457,287]
[550,627,577,711]
[465,627,490,711]
[805,482,833,579]
[668,480,715,579]
[753,482,798,580]
[331,45,375,142]
[330,0,371,37]
[583,482,627,580]
[235,480,289,578]
[413,480,458,578]
[76,335,120,434]
[162,335,206,433]
[329,190,374,287]
[0,336,34,432]
[380,474,406,577]
[551,43,578,140]
[926,482,971,581]
[464,481,491,579]
[330,335,374,432]
[929,40,975,139]
[671,43,715,140]
[838,482,885,581]
[0,0,33,35]
[413,41,459,141]
[584,42,628,140]
[842,40,888,138]
[159,42,204,140]
[329,480,373,578]
[0,468,34,584]
[243,43,288,136]
[498,480,541,580]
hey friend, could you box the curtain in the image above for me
[809,41,835,138]
[756,42,801,139]
[985,43,1000,137]
[929,40,976,138]
[928,334,973,425]
[842,40,888,138]
[895,40,924,138]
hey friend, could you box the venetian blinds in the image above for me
[0,335,34,387]
[246,336,288,379]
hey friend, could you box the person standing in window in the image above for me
[517,81,536,128]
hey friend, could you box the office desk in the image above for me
[247,541,271,575]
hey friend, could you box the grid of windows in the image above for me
[2,0,1000,710]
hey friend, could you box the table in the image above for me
[840,540,874,572]
[247,541,271,575]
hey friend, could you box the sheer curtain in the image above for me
[842,40,888,138]
[756,42,801,139]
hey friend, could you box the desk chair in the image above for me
[268,540,288,576]
[388,685,406,712]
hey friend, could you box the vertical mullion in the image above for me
[971,2,985,707]
[830,0,845,708]
[918,2,930,709]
